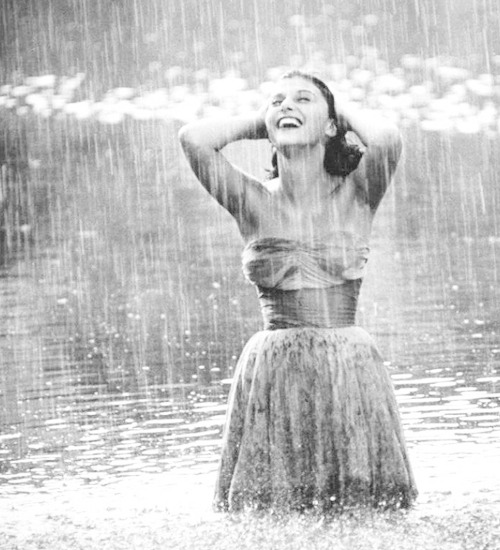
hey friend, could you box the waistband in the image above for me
[256,280,361,330]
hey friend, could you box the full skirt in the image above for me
[214,327,417,512]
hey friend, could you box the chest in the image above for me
[254,187,373,242]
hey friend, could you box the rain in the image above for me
[1,0,500,548]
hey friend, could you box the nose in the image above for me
[280,95,294,111]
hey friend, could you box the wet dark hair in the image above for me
[267,70,363,179]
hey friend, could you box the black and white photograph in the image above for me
[0,1,499,548]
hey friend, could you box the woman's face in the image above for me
[265,77,335,149]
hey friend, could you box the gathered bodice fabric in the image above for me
[242,233,370,290]
[242,234,370,329]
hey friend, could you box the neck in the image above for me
[276,144,338,205]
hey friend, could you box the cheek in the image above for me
[311,118,331,139]
[265,115,279,142]
[267,129,279,147]
[264,110,274,130]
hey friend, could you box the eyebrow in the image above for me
[270,89,317,99]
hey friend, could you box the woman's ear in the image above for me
[325,120,337,138]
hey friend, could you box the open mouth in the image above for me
[277,116,302,129]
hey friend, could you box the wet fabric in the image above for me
[256,283,361,329]
[214,235,417,512]
[242,234,370,290]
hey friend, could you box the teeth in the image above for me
[278,117,301,128]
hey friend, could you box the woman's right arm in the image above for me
[178,114,268,224]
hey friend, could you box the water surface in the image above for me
[0,118,499,509]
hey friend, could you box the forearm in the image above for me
[178,113,267,152]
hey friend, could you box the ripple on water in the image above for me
[1,123,500,515]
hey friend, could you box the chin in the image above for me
[271,130,320,149]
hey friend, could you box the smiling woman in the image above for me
[178,70,417,512]
[265,70,363,182]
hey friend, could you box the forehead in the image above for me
[269,76,321,96]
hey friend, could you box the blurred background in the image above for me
[0,0,499,503]
[1,0,499,91]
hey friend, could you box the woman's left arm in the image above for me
[336,103,402,210]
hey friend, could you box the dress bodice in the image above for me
[242,232,370,290]
[242,233,370,329]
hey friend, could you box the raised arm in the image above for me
[178,113,269,227]
[335,102,403,210]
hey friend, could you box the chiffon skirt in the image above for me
[214,327,417,512]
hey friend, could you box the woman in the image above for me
[178,70,417,512]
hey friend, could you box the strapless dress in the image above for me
[214,234,417,512]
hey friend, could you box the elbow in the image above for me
[377,125,402,157]
[178,124,204,158]
[178,125,216,171]
[387,128,403,155]
[366,127,402,167]
[178,124,194,148]
[178,123,214,154]
[393,128,403,157]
